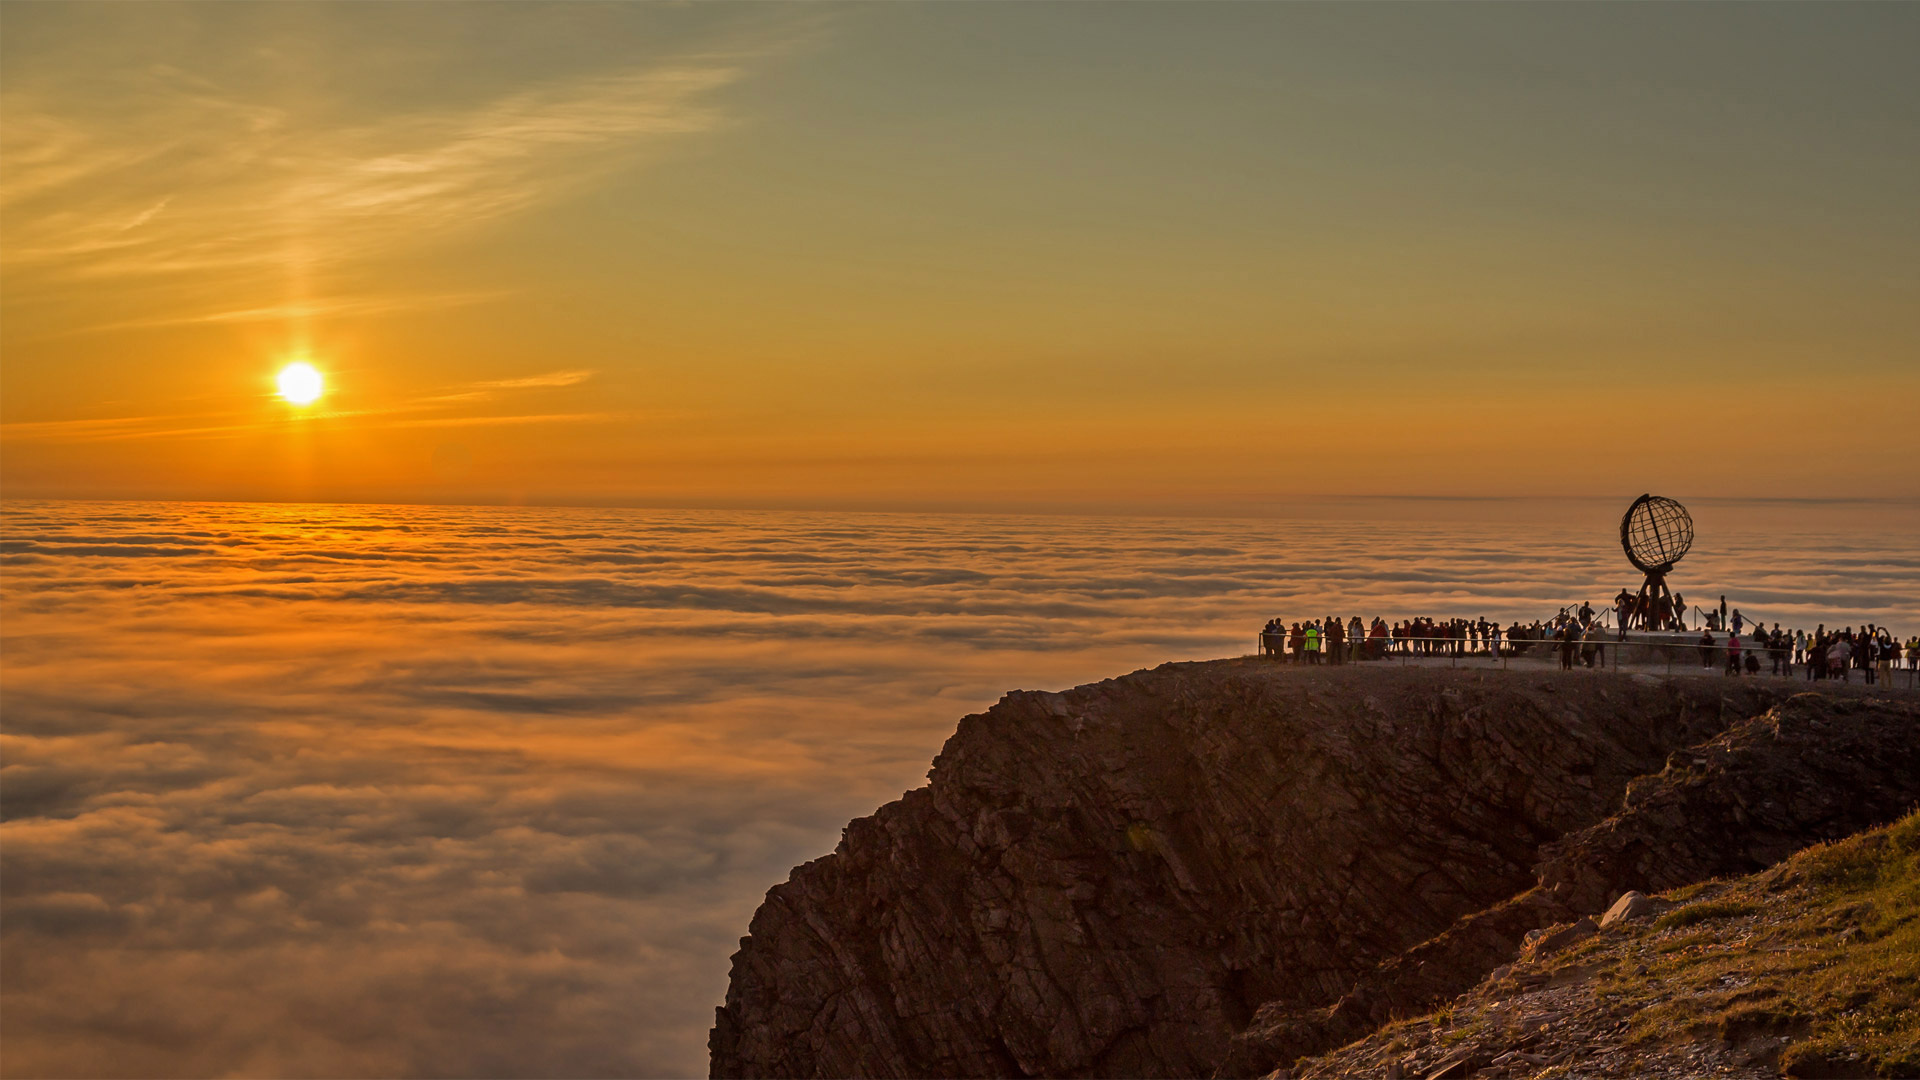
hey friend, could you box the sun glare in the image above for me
[277,362,325,405]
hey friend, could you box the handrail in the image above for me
[1251,632,1919,688]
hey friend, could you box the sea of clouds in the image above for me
[2,498,1915,1077]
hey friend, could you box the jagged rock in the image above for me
[1423,1048,1483,1079]
[1228,691,1920,1075]
[1522,916,1597,958]
[709,661,1918,1079]
[1291,812,1920,1080]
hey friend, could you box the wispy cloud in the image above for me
[384,412,617,430]
[475,370,597,390]
[60,291,509,335]
[1,57,748,318]
[0,371,609,444]
[415,369,600,405]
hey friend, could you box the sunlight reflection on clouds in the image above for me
[1,500,1915,1077]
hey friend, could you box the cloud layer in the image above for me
[2,64,736,285]
[2,499,1915,1077]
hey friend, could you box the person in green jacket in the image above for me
[1304,622,1321,664]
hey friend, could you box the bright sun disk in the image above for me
[277,362,324,405]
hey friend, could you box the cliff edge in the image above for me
[709,660,1919,1078]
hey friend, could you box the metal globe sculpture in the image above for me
[1620,494,1694,574]
[1617,494,1693,632]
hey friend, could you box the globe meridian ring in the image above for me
[1620,494,1694,575]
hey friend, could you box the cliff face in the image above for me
[1226,689,1920,1075]
[709,661,1844,1078]
[1286,811,1920,1080]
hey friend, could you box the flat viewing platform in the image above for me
[1251,632,1920,691]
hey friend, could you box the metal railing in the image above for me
[1253,633,1920,689]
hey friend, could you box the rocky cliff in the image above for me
[709,660,1920,1079]
[1286,810,1920,1079]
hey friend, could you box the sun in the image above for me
[277,362,325,405]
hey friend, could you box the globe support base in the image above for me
[1621,571,1684,633]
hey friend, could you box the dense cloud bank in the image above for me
[1,500,1915,1077]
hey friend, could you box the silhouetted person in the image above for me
[1698,629,1716,668]
[1827,638,1851,682]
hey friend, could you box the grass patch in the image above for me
[1622,811,1920,1077]
[1654,899,1759,931]
[1652,929,1720,954]
[1666,881,1714,903]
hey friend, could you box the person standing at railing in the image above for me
[1287,622,1304,664]
[1304,621,1321,665]
[1794,629,1808,668]
[1672,593,1685,631]
[1348,616,1364,663]
[1698,629,1716,669]
[1725,632,1742,676]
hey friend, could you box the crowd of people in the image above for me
[1258,606,1920,683]
[1691,623,1914,685]
[1257,608,1616,667]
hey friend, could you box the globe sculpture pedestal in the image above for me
[1618,494,1694,633]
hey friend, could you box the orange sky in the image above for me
[4,4,1916,509]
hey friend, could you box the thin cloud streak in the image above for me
[2,57,751,325]
[383,412,618,430]
[474,370,597,390]
[1,375,608,443]
[57,291,510,335]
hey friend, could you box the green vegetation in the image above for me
[1653,898,1759,931]
[1585,811,1920,1078]
[1665,880,1713,903]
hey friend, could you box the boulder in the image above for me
[1599,890,1670,928]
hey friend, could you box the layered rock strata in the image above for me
[1226,690,1920,1075]
[711,661,1843,1078]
